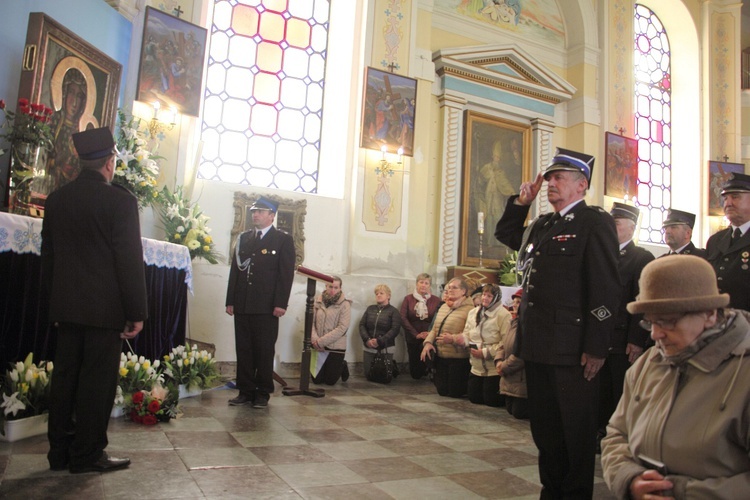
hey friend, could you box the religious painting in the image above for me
[136,6,207,117]
[230,192,307,266]
[708,160,745,216]
[460,111,531,268]
[604,132,638,199]
[360,67,417,157]
[17,12,122,193]
[435,0,564,48]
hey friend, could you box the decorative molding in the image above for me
[437,95,465,266]
[104,0,141,21]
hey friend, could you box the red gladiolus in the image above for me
[19,106,30,115]
[142,414,158,425]
[132,391,144,404]
[18,98,29,107]
[44,106,53,115]
[0,99,5,109]
[147,400,160,413]
[30,103,42,112]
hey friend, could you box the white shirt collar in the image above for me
[557,198,585,217]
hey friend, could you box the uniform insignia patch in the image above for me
[591,306,612,321]
[564,213,575,222]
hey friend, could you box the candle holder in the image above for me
[478,230,484,268]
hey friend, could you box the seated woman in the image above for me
[495,289,528,419]
[359,284,401,381]
[311,276,352,385]
[458,284,510,407]
[601,256,750,499]
[420,277,474,398]
[399,273,441,379]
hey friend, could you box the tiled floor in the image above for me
[0,374,616,499]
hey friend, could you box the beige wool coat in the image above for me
[311,293,352,352]
[460,303,512,377]
[601,309,750,499]
[494,318,527,398]
[423,298,473,359]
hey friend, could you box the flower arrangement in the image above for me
[0,98,54,155]
[162,344,219,391]
[0,353,53,427]
[158,185,221,264]
[498,250,521,286]
[112,110,162,210]
[117,352,163,404]
[128,384,178,425]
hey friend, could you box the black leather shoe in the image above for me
[228,394,253,406]
[70,452,130,474]
[252,398,268,408]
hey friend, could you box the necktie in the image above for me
[732,227,742,243]
[256,230,262,241]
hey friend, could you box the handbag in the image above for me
[368,348,393,384]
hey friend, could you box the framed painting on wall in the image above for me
[136,6,207,117]
[708,160,745,216]
[17,12,122,191]
[459,111,531,268]
[360,67,417,156]
[604,132,638,199]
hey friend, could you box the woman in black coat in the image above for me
[359,284,401,380]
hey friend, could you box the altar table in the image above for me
[0,211,193,369]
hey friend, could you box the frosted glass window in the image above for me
[634,4,672,243]
[199,0,331,192]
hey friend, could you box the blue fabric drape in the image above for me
[0,250,188,370]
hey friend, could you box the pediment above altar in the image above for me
[433,44,576,111]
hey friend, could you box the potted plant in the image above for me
[0,353,53,442]
[162,344,219,398]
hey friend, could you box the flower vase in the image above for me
[110,404,126,418]
[1,413,49,443]
[8,142,52,218]
[178,384,202,399]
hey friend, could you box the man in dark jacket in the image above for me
[226,196,295,408]
[495,148,620,499]
[597,202,654,448]
[660,208,706,257]
[706,173,750,311]
[42,127,147,474]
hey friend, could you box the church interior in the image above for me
[0,0,748,498]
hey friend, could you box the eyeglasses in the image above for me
[639,313,689,331]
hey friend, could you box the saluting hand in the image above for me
[516,173,544,206]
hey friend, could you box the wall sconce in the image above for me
[148,101,178,138]
[375,145,405,176]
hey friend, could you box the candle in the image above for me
[478,212,484,234]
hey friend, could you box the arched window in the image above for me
[198,0,331,193]
[634,4,671,243]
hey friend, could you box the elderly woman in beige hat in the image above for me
[601,255,750,499]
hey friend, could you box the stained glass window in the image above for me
[199,0,331,193]
[634,4,671,243]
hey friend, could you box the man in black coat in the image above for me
[42,127,147,474]
[706,173,750,311]
[597,202,654,447]
[226,196,295,408]
[495,148,620,499]
[660,208,706,257]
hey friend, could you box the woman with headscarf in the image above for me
[457,284,511,407]
[311,276,352,385]
[400,273,441,379]
[496,288,528,419]
[601,256,750,499]
[420,277,474,398]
